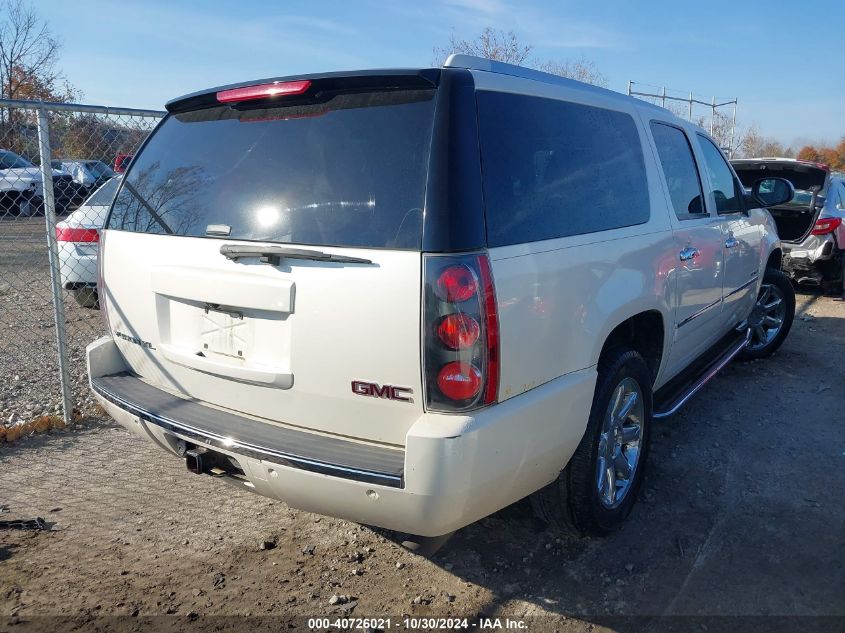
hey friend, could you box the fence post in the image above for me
[729,100,738,158]
[36,103,74,425]
[710,96,716,135]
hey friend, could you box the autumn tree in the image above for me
[0,1,78,158]
[0,0,77,102]
[797,145,823,163]
[55,114,152,163]
[794,143,845,169]
[835,137,845,169]
[433,27,607,86]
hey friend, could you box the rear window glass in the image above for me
[107,89,436,249]
[477,91,649,247]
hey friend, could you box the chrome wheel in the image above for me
[746,283,786,352]
[596,377,644,509]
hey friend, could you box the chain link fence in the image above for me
[0,99,164,440]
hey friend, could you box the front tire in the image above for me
[530,347,653,536]
[739,267,795,361]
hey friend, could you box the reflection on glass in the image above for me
[255,205,280,228]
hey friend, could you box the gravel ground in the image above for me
[0,216,107,433]
[1,292,843,632]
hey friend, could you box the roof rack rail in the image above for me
[444,53,575,86]
[443,53,666,114]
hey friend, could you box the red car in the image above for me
[114,153,133,174]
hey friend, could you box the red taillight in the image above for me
[217,80,311,104]
[476,254,499,406]
[56,227,99,242]
[437,313,480,350]
[436,265,477,303]
[436,362,482,401]
[424,254,499,411]
[811,217,842,235]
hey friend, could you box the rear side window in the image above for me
[107,89,436,249]
[649,122,705,219]
[477,92,650,247]
[697,136,741,213]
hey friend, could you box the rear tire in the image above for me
[739,267,794,361]
[530,347,652,536]
[72,287,99,309]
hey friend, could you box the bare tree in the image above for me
[0,0,77,102]
[732,122,794,159]
[433,27,607,86]
[433,27,533,66]
[536,57,607,88]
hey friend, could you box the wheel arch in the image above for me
[767,248,783,271]
[596,309,667,387]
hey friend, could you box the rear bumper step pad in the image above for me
[91,373,405,488]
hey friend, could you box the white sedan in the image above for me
[56,177,120,307]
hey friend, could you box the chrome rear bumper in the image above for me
[91,372,405,489]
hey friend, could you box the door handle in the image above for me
[724,237,739,248]
[679,246,700,262]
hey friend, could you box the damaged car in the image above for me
[732,158,845,294]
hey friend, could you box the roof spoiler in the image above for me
[166,69,440,114]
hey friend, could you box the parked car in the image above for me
[113,153,133,174]
[86,55,795,548]
[56,177,120,307]
[51,159,115,192]
[732,158,845,294]
[0,149,86,216]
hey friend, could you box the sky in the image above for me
[38,0,844,148]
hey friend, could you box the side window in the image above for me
[697,135,742,213]
[476,91,650,246]
[836,182,845,210]
[649,122,705,219]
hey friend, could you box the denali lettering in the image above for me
[351,381,413,403]
[114,331,155,350]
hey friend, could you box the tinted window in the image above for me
[698,136,741,213]
[649,122,705,219]
[108,90,436,249]
[477,92,649,246]
[0,151,34,169]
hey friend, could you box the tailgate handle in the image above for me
[160,343,293,389]
[220,244,373,266]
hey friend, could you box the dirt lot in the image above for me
[1,292,844,632]
[0,216,106,427]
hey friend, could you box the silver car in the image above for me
[50,159,116,192]
[732,158,845,294]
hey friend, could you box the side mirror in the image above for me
[752,177,794,208]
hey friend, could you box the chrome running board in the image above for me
[653,329,751,419]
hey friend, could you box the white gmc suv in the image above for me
[87,55,796,546]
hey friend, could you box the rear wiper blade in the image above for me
[220,244,373,265]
